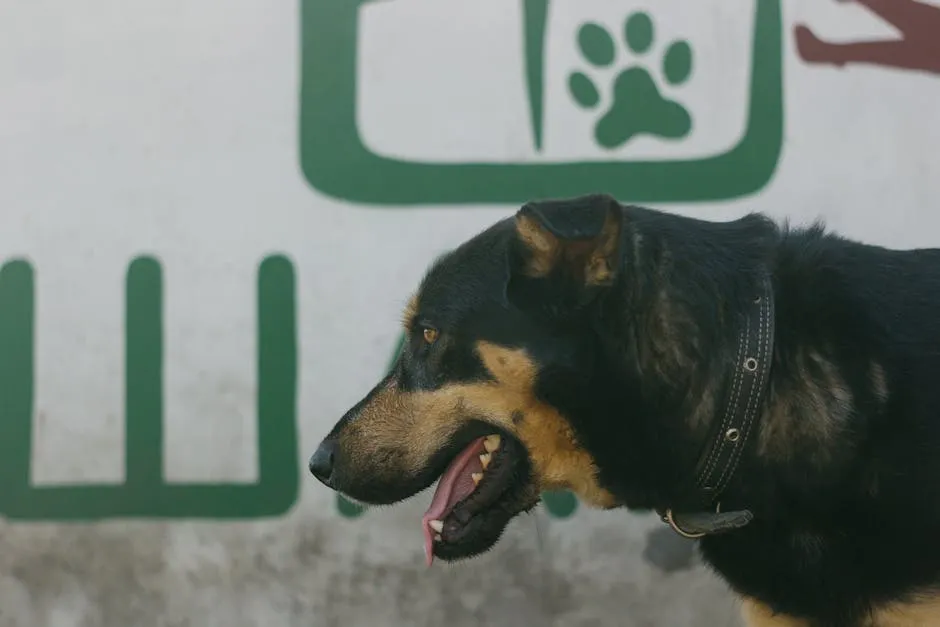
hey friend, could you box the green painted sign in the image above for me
[299,0,784,205]
[0,256,298,520]
[0,254,581,522]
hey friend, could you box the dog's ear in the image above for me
[512,194,624,287]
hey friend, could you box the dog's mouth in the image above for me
[421,430,536,566]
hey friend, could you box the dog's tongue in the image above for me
[421,436,486,566]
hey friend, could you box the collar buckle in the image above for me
[661,504,754,538]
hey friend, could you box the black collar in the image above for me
[657,274,776,539]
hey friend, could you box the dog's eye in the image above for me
[422,327,439,345]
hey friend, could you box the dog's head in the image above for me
[310,194,650,564]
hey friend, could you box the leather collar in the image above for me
[657,274,776,538]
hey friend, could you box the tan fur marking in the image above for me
[631,227,643,268]
[584,209,622,286]
[401,294,419,329]
[337,341,619,509]
[758,348,853,462]
[515,214,559,277]
[686,382,716,433]
[585,254,612,285]
[633,265,702,395]
[647,285,698,378]
[474,342,618,507]
[872,596,940,626]
[740,594,940,626]
[740,598,809,627]
[870,360,888,405]
[515,209,622,284]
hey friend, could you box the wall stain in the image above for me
[0,509,739,627]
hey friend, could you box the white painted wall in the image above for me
[0,0,937,625]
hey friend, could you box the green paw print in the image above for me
[568,12,694,150]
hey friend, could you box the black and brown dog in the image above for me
[309,194,940,627]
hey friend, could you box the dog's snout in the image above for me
[309,439,337,485]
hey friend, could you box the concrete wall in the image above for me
[1,0,938,625]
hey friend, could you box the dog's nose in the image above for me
[308,439,336,485]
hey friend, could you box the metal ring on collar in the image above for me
[662,503,723,539]
[662,508,707,539]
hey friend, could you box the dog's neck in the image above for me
[589,208,781,533]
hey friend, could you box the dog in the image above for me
[309,194,940,627]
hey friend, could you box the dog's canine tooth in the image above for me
[429,520,444,533]
[480,453,491,469]
[471,472,483,485]
[484,434,501,453]
[434,534,442,542]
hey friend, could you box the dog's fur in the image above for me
[311,194,940,627]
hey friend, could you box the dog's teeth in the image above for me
[480,453,491,469]
[429,520,444,533]
[434,534,442,542]
[484,435,501,453]
[471,472,483,485]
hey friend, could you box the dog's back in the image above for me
[694,223,940,625]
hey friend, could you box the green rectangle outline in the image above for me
[299,0,783,206]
